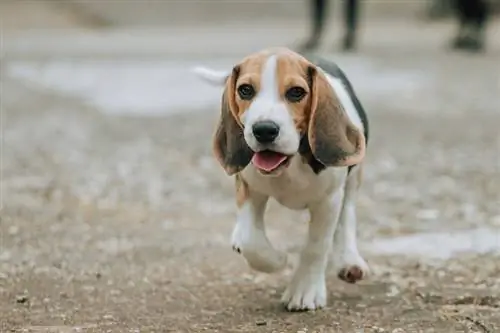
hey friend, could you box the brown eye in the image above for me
[285,86,307,103]
[237,84,255,100]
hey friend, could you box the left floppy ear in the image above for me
[212,66,254,175]
[307,66,366,167]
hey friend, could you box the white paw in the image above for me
[332,251,370,284]
[281,271,327,311]
[230,223,245,254]
[231,224,287,273]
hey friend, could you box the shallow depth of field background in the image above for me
[1,1,500,332]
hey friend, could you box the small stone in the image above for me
[83,285,95,293]
[386,285,400,297]
[416,209,439,220]
[256,320,267,326]
[16,295,29,304]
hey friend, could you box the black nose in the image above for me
[252,120,280,144]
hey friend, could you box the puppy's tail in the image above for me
[190,66,229,87]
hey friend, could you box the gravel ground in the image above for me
[1,16,500,333]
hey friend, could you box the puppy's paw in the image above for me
[230,223,253,255]
[337,265,365,284]
[281,271,327,311]
[334,253,370,284]
[231,224,287,273]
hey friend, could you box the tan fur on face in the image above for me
[230,52,268,120]
[212,47,366,176]
[275,52,313,134]
[232,48,312,127]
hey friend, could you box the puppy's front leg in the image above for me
[282,187,344,311]
[231,175,288,273]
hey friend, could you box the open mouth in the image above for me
[251,150,292,174]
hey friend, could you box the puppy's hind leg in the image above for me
[332,164,370,283]
[231,175,288,273]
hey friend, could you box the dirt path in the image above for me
[2,17,500,332]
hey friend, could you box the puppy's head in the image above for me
[192,48,365,176]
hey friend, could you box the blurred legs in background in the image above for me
[298,0,361,52]
[343,0,359,50]
[427,0,454,19]
[451,0,490,51]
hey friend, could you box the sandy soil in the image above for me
[1,15,500,333]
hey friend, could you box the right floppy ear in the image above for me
[212,66,254,175]
[307,66,366,167]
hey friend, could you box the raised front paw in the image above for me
[281,271,327,311]
[231,223,287,273]
[230,222,251,254]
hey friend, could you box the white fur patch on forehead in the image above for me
[241,52,300,156]
[259,55,279,101]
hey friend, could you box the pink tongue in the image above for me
[252,151,288,172]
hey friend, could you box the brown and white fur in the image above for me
[192,48,369,311]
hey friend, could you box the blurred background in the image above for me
[1,0,500,331]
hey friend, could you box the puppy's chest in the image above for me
[241,159,344,210]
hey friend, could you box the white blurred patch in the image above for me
[7,59,233,116]
[364,227,500,260]
[6,56,431,116]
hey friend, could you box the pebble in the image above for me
[103,314,114,320]
[16,294,29,304]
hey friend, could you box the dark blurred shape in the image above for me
[427,0,454,19]
[451,0,490,52]
[297,0,361,52]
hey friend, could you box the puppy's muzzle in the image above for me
[252,120,280,144]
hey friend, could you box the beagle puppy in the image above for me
[192,48,369,311]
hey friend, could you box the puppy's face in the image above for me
[193,48,366,176]
[232,50,312,174]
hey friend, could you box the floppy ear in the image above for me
[307,66,366,167]
[212,66,254,175]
